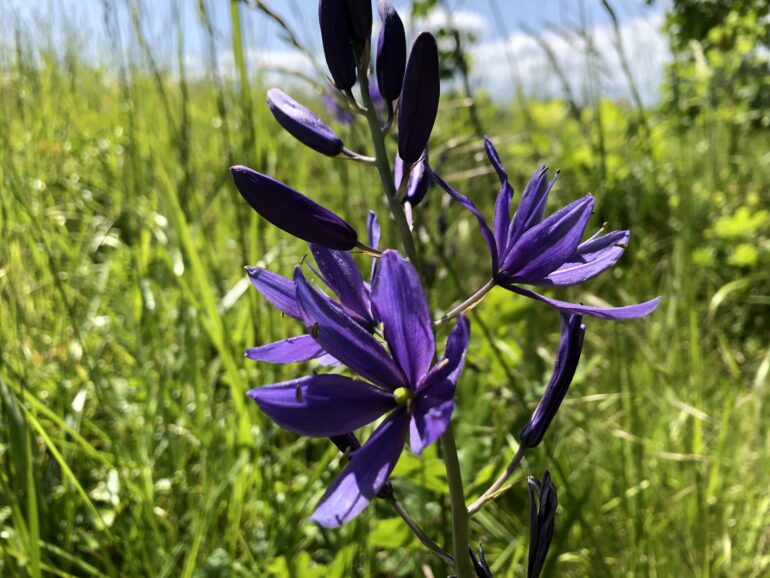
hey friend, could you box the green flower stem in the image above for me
[358,73,422,272]
[467,444,527,515]
[434,278,496,326]
[385,496,455,567]
[441,423,474,578]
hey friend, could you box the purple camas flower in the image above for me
[527,471,558,578]
[247,250,470,527]
[231,165,358,250]
[398,32,440,164]
[376,0,406,103]
[434,136,661,320]
[520,313,585,448]
[319,0,357,90]
[245,213,382,363]
[266,88,344,156]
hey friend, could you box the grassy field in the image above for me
[1,1,769,577]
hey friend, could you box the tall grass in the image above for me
[1,1,768,577]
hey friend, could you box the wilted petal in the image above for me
[267,89,344,156]
[344,0,372,43]
[409,396,454,454]
[372,250,435,386]
[520,314,584,447]
[231,165,358,250]
[376,0,406,101]
[295,267,407,389]
[311,244,373,325]
[527,471,558,578]
[507,165,553,245]
[398,32,440,164]
[310,409,408,527]
[540,230,630,287]
[434,173,499,272]
[500,195,594,283]
[245,334,326,363]
[319,0,357,90]
[504,284,662,320]
[248,374,394,437]
[245,266,301,320]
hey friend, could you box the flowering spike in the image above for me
[344,0,372,44]
[319,0,357,90]
[267,89,344,156]
[231,165,358,250]
[398,32,440,164]
[376,0,406,102]
[527,471,558,578]
[520,314,585,448]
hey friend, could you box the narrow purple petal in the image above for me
[433,172,499,273]
[410,396,454,454]
[319,0,357,90]
[372,250,435,386]
[398,32,440,164]
[310,410,408,527]
[367,211,381,250]
[500,196,594,283]
[520,314,585,447]
[267,89,344,156]
[311,244,373,325]
[294,267,407,389]
[376,0,406,101]
[245,266,301,320]
[418,314,470,395]
[507,165,552,245]
[485,137,514,257]
[231,166,358,250]
[539,230,629,287]
[245,334,325,363]
[248,374,394,437]
[504,284,662,320]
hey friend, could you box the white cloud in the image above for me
[471,13,669,103]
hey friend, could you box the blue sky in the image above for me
[3,0,669,101]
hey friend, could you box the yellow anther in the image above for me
[393,387,414,406]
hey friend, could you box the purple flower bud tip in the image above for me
[267,89,344,156]
[528,471,558,578]
[376,0,406,102]
[319,0,357,90]
[344,0,372,44]
[398,32,440,164]
[230,165,358,250]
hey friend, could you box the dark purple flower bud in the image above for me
[527,471,557,578]
[520,314,584,448]
[376,0,406,102]
[319,0,357,90]
[267,89,344,156]
[398,32,440,164]
[395,151,432,206]
[231,165,358,250]
[469,544,493,578]
[344,0,372,44]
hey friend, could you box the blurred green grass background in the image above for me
[1,1,769,576]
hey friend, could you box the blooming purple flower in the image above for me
[231,165,358,250]
[520,313,584,448]
[245,213,382,364]
[247,250,470,527]
[376,0,406,103]
[398,32,440,164]
[527,471,557,578]
[267,88,344,156]
[433,136,661,320]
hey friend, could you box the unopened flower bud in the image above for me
[267,89,344,156]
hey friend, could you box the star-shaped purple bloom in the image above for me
[247,250,470,527]
[433,136,661,320]
[244,212,381,365]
